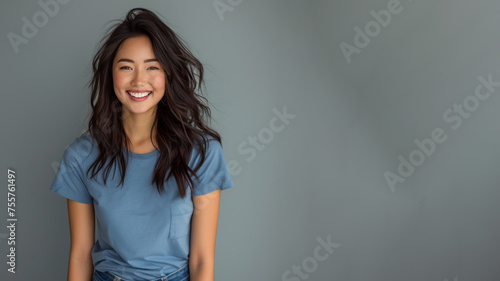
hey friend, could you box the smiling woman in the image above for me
[49,7,235,281]
[112,35,166,152]
[112,36,165,115]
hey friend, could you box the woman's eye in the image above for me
[119,66,159,70]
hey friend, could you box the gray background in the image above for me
[1,0,499,280]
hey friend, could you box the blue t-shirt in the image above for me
[50,133,234,280]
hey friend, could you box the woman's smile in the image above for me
[126,90,153,102]
[127,90,152,98]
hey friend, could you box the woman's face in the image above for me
[112,35,166,119]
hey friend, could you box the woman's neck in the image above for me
[122,110,158,151]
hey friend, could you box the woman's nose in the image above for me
[131,70,146,86]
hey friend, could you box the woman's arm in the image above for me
[189,189,222,281]
[66,198,95,281]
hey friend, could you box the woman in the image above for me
[50,7,234,281]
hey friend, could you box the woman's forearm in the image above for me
[189,260,214,281]
[67,254,93,281]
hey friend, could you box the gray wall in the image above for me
[1,0,499,280]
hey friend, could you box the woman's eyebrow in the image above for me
[117,58,158,63]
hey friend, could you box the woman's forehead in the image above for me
[114,36,157,62]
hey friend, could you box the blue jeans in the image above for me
[92,263,189,281]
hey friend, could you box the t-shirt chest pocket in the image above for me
[169,206,192,239]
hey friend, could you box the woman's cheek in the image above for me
[114,74,128,89]
[153,76,166,88]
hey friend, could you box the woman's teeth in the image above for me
[127,91,151,98]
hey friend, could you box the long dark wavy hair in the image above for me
[80,7,222,198]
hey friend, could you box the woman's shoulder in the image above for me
[192,134,222,154]
[63,133,95,163]
[189,134,225,168]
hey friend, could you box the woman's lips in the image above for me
[126,91,151,101]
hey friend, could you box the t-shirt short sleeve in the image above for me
[191,138,235,196]
[50,139,93,204]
